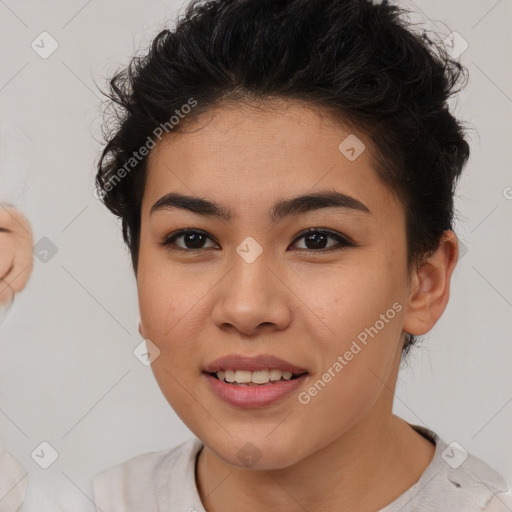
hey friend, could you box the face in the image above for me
[137,99,413,469]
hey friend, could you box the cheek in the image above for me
[136,257,215,412]
[137,249,209,341]
[137,260,205,412]
[292,258,403,342]
[294,258,405,403]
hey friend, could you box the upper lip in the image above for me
[203,354,308,374]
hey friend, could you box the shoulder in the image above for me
[442,448,510,510]
[92,438,203,512]
[484,491,512,511]
[393,425,511,512]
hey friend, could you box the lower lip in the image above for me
[204,373,308,408]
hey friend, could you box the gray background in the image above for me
[0,0,511,509]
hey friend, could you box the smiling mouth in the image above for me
[204,369,309,408]
[207,369,307,386]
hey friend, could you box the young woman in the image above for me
[92,0,511,510]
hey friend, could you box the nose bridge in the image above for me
[228,237,277,303]
[211,238,291,333]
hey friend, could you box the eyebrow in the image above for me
[150,190,371,222]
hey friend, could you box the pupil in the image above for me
[185,233,205,249]
[306,232,326,249]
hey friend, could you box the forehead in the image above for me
[142,99,401,223]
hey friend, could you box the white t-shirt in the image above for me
[92,424,512,511]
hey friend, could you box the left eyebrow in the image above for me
[150,190,371,222]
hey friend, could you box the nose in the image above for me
[211,254,292,337]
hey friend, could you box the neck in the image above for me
[196,411,435,512]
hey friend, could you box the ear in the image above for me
[0,205,34,305]
[402,230,459,337]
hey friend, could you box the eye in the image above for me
[289,228,354,253]
[160,228,354,253]
[160,229,218,252]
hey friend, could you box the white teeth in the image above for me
[215,369,296,384]
[235,370,252,383]
[252,370,270,384]
[224,370,236,382]
[269,369,282,381]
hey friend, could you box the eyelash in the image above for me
[159,228,355,254]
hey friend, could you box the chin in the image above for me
[203,434,307,471]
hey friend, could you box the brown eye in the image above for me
[290,228,354,252]
[160,229,218,251]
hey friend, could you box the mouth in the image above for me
[202,354,309,408]
[206,369,307,386]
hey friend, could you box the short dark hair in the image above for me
[95,0,470,357]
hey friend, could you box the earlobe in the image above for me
[402,230,459,336]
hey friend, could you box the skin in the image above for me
[137,99,459,511]
[0,205,33,308]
